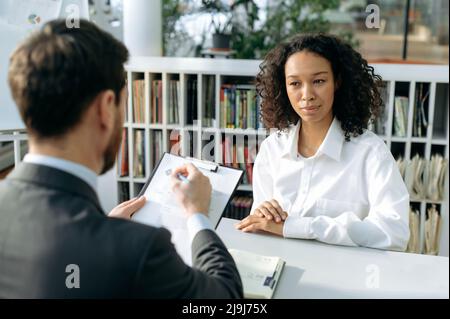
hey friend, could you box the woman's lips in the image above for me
[301,105,320,112]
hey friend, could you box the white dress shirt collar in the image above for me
[23,153,97,191]
[281,117,345,161]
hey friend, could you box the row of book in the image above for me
[117,129,165,178]
[120,133,447,197]
[203,76,215,127]
[351,82,432,138]
[131,79,164,124]
[222,136,257,185]
[118,129,262,184]
[117,129,128,177]
[223,195,253,220]
[393,96,409,137]
[220,85,262,129]
[186,77,198,125]
[393,85,430,137]
[151,130,164,171]
[407,204,442,255]
[412,83,429,137]
[132,80,145,123]
[151,80,163,124]
[131,78,264,129]
[118,182,130,203]
[133,130,145,178]
[167,80,181,124]
[396,154,448,201]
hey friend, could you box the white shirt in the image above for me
[22,153,212,241]
[251,117,410,251]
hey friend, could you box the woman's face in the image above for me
[284,51,336,125]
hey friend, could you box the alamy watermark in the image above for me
[166,121,277,165]
[65,4,81,28]
[365,4,381,29]
[65,264,80,289]
[365,264,380,289]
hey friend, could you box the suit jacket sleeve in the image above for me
[131,228,243,298]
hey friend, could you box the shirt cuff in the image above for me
[187,213,214,244]
[283,216,315,239]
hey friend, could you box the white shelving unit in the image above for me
[1,58,447,256]
[121,57,448,256]
[0,58,448,256]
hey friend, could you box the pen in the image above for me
[176,173,190,184]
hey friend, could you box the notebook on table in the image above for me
[228,249,285,299]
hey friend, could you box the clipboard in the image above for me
[132,152,244,265]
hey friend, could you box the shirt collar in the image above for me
[23,153,97,191]
[282,117,344,161]
[281,121,301,159]
[317,117,345,161]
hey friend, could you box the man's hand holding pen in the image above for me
[171,163,212,217]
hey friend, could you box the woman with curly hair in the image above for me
[236,33,410,251]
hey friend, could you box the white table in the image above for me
[217,218,449,298]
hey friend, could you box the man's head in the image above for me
[8,19,129,174]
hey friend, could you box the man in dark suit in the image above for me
[0,19,242,298]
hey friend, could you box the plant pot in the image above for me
[212,33,231,50]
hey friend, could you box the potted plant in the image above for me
[201,0,232,50]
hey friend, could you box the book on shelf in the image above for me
[186,77,198,125]
[406,207,420,253]
[228,249,285,299]
[117,128,129,177]
[118,182,130,202]
[132,79,145,123]
[426,154,448,201]
[133,130,145,177]
[397,154,448,202]
[168,79,180,124]
[424,204,442,255]
[203,75,215,126]
[412,83,429,138]
[393,96,408,137]
[220,84,262,129]
[151,130,163,170]
[224,195,253,220]
[222,136,255,186]
[151,80,163,124]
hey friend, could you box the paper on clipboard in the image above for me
[131,153,243,265]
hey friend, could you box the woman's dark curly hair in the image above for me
[256,33,383,141]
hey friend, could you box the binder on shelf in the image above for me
[406,207,420,254]
[131,153,243,265]
[425,204,442,255]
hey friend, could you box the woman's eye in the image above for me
[290,82,300,86]
[314,79,325,84]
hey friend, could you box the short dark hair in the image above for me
[256,33,383,141]
[8,19,129,137]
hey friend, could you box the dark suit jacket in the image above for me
[0,163,243,298]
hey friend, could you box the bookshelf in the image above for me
[118,57,449,256]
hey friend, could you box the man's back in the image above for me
[0,163,242,298]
